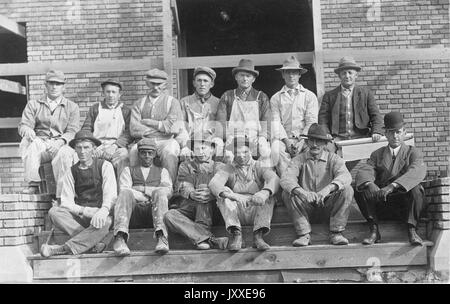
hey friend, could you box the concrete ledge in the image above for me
[0,245,34,282]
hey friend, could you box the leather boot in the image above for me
[330,232,349,245]
[228,228,242,252]
[253,229,270,251]
[292,233,311,247]
[40,244,69,258]
[155,232,169,254]
[113,233,130,256]
[408,225,424,246]
[362,222,381,245]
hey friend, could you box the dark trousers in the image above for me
[354,185,426,227]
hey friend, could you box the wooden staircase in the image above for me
[28,203,433,283]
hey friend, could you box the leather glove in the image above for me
[250,190,270,206]
[376,184,396,202]
[362,182,380,201]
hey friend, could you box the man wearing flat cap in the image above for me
[40,130,117,257]
[18,70,80,197]
[355,112,427,246]
[319,57,383,146]
[216,59,272,161]
[82,79,132,177]
[113,138,172,255]
[209,136,280,252]
[164,132,228,250]
[270,55,319,174]
[179,66,224,160]
[280,123,354,246]
[130,68,185,183]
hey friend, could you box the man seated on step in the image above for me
[280,123,354,247]
[113,138,172,256]
[81,79,132,178]
[164,132,228,250]
[209,136,280,252]
[18,70,79,197]
[355,112,427,246]
[40,130,117,257]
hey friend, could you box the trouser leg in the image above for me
[48,206,88,237]
[151,188,170,238]
[21,137,47,183]
[386,185,426,228]
[281,190,314,235]
[158,139,180,183]
[271,140,290,175]
[252,196,275,234]
[114,189,138,239]
[325,186,353,232]
[217,197,242,232]
[354,189,379,224]
[52,145,77,198]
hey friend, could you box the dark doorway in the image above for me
[177,0,316,98]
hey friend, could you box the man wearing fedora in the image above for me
[179,67,224,160]
[216,59,271,161]
[209,136,280,252]
[355,112,427,246]
[280,123,353,246]
[82,79,132,177]
[40,130,117,257]
[164,132,228,250]
[270,55,319,174]
[318,57,383,146]
[130,68,185,183]
[113,138,172,255]
[18,70,80,196]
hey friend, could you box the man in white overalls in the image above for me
[179,66,224,160]
[82,79,131,177]
[216,59,272,163]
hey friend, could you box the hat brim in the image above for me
[101,81,122,90]
[276,67,308,74]
[187,139,216,151]
[334,66,362,74]
[46,78,65,84]
[145,78,167,84]
[232,67,259,78]
[138,146,157,151]
[301,134,333,142]
[383,123,405,130]
[69,137,102,149]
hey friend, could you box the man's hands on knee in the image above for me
[22,128,36,140]
[363,182,381,201]
[250,189,270,206]
[91,207,109,229]
[46,138,65,156]
[292,187,318,205]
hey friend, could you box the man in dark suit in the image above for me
[319,57,383,144]
[355,112,427,246]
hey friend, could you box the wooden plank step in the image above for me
[37,221,428,251]
[29,242,432,280]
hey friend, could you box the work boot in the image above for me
[362,223,381,245]
[329,232,349,245]
[408,225,424,246]
[228,228,242,252]
[292,233,311,247]
[40,244,69,258]
[113,234,130,256]
[196,241,210,250]
[253,229,270,251]
[155,232,169,254]
[91,242,107,254]
[208,237,229,250]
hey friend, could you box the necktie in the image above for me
[389,151,396,172]
[288,89,294,98]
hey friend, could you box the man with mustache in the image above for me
[280,123,354,246]
[209,136,280,252]
[164,133,228,250]
[18,70,79,197]
[355,112,427,246]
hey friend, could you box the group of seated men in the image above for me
[17,55,427,258]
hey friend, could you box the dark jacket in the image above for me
[318,85,383,136]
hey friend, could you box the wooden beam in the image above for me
[0,79,26,95]
[0,58,163,77]
[0,117,21,129]
[0,15,26,38]
[170,0,181,36]
[162,0,173,94]
[0,142,19,158]
[312,0,325,99]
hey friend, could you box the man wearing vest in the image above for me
[113,138,172,255]
[164,133,228,250]
[129,68,185,183]
[270,56,319,174]
[179,66,224,161]
[355,112,427,246]
[18,70,79,197]
[209,136,280,252]
[216,59,272,162]
[40,130,117,257]
[280,124,354,247]
[82,79,132,177]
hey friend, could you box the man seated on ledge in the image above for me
[355,112,427,246]
[40,130,117,257]
[112,138,172,256]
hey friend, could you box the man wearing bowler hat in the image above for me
[164,132,228,250]
[216,59,272,161]
[355,112,427,246]
[270,55,319,174]
[40,130,117,257]
[82,79,132,177]
[179,67,224,160]
[18,70,80,197]
[130,68,185,183]
[280,123,354,246]
[318,57,383,146]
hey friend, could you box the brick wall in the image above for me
[321,0,450,179]
[0,157,26,194]
[424,177,450,230]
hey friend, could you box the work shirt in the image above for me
[270,84,318,140]
[60,160,117,215]
[280,150,352,194]
[180,92,220,136]
[18,95,80,143]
